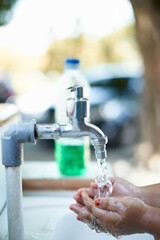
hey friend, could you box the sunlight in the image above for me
[0,0,134,55]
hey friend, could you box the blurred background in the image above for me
[0,0,160,180]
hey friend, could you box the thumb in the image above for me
[94,197,124,213]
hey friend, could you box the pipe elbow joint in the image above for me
[2,120,36,166]
[3,119,36,143]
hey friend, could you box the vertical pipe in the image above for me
[2,120,36,240]
[5,166,24,240]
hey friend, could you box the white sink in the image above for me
[55,212,154,240]
[0,191,154,240]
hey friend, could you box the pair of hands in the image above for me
[69,178,150,236]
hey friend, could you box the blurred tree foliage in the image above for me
[130,0,160,164]
[0,0,18,26]
[43,23,139,73]
[101,24,138,62]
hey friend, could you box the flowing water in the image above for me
[95,158,113,199]
[94,159,121,239]
[85,158,114,233]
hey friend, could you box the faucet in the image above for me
[36,86,107,159]
[1,85,107,240]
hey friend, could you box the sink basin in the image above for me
[55,212,154,240]
[0,191,154,240]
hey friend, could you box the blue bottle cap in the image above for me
[65,58,80,65]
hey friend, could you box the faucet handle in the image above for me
[67,85,84,99]
[67,85,89,119]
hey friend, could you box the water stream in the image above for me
[95,158,113,199]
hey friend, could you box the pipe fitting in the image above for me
[35,123,61,140]
[2,119,36,166]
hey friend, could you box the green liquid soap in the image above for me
[55,139,90,176]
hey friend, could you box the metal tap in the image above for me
[36,85,107,160]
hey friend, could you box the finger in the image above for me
[88,201,122,230]
[81,192,94,211]
[73,194,83,204]
[70,203,91,220]
[81,191,105,219]
[77,215,83,221]
[93,204,122,228]
[70,201,106,232]
[77,188,95,199]
[74,193,95,206]
[94,197,126,214]
[70,203,82,213]
[90,182,98,189]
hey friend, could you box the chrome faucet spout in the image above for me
[75,119,107,160]
[60,118,106,138]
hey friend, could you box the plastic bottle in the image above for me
[55,58,91,176]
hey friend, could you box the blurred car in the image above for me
[84,62,144,147]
